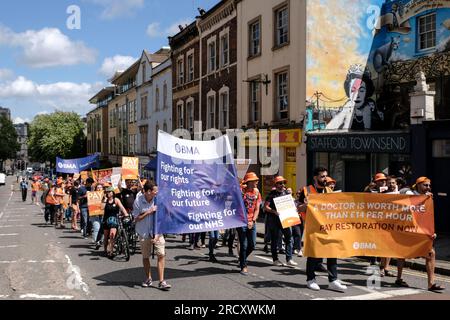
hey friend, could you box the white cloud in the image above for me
[13,117,30,124]
[146,22,161,38]
[146,19,191,38]
[99,55,137,77]
[0,26,97,68]
[0,68,14,80]
[88,0,144,20]
[0,75,104,116]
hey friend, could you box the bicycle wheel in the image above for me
[120,229,130,261]
[129,232,137,255]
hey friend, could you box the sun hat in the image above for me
[273,176,287,185]
[374,173,387,182]
[243,172,259,183]
[326,177,336,184]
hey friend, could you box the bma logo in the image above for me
[58,162,77,170]
[175,143,200,155]
[353,242,377,250]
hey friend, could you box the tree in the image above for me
[28,112,86,164]
[0,115,20,162]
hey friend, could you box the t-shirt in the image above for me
[265,189,289,227]
[132,195,157,239]
[121,188,137,211]
[71,188,79,205]
[31,182,40,192]
[77,186,88,208]
[243,188,261,223]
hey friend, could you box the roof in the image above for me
[108,59,140,84]
[89,87,115,104]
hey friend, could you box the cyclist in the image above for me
[101,187,129,258]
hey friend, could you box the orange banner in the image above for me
[304,193,434,259]
[122,157,139,180]
[87,191,104,217]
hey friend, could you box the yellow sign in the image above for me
[304,193,434,259]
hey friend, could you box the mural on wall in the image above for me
[307,0,450,132]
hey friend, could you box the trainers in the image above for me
[395,279,409,287]
[209,255,218,263]
[307,280,321,291]
[141,279,153,287]
[263,245,269,253]
[158,281,172,291]
[329,280,347,292]
[286,260,298,266]
[273,260,283,266]
[294,250,299,255]
[298,250,304,257]
[188,244,194,250]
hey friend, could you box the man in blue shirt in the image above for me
[133,181,171,291]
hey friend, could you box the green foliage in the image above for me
[28,112,85,164]
[0,115,20,161]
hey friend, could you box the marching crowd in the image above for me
[16,166,445,293]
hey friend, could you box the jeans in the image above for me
[267,216,292,262]
[80,207,89,237]
[45,204,55,224]
[91,216,102,243]
[208,230,219,256]
[306,258,338,282]
[21,189,27,202]
[237,225,257,269]
[222,229,236,250]
[292,224,303,251]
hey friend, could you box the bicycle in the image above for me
[112,216,130,261]
[123,216,139,255]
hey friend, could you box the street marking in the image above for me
[0,233,19,237]
[65,255,90,295]
[316,288,423,300]
[20,294,74,300]
[0,225,25,228]
[7,219,24,222]
[254,255,303,270]
[0,295,9,299]
[0,212,3,219]
[27,260,56,264]
[0,261,18,264]
[0,245,20,249]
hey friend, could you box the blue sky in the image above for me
[0,0,218,123]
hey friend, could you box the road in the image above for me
[1,175,449,301]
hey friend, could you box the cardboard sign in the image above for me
[122,157,139,180]
[273,195,301,228]
[87,191,104,217]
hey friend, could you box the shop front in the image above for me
[307,131,411,192]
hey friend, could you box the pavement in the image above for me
[255,215,450,277]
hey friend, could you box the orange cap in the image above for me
[274,176,287,185]
[374,173,387,182]
[416,177,431,185]
[243,172,259,183]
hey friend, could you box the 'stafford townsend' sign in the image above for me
[307,133,410,154]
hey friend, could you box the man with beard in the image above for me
[297,167,347,292]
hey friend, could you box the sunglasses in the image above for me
[276,182,285,185]
[422,184,431,187]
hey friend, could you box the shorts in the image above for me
[140,236,166,259]
[32,191,37,197]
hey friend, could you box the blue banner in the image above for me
[56,154,100,174]
[155,131,247,235]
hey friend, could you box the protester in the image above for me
[31,178,41,205]
[298,167,347,292]
[395,177,445,292]
[54,180,66,228]
[237,172,261,275]
[77,178,93,238]
[326,177,337,192]
[101,187,128,258]
[71,181,81,231]
[133,181,171,290]
[91,183,105,247]
[44,182,56,225]
[264,176,297,267]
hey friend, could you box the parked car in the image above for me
[0,173,6,186]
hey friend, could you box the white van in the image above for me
[0,173,6,186]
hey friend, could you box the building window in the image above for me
[155,87,160,112]
[275,5,289,47]
[142,62,146,84]
[219,89,229,129]
[276,71,289,120]
[163,84,168,109]
[177,58,184,85]
[207,93,216,129]
[433,140,450,158]
[220,33,229,67]
[418,13,436,50]
[187,53,194,82]
[163,121,168,133]
[177,102,184,129]
[249,19,261,57]
[208,39,216,73]
[141,96,148,120]
[140,126,148,154]
[155,124,160,146]
[250,81,261,123]
[186,99,194,132]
